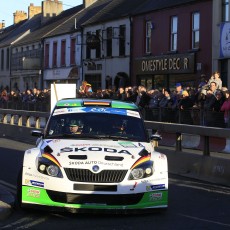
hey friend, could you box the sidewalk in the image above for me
[0,184,15,221]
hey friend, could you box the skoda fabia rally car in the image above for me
[18,99,168,213]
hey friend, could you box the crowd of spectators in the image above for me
[0,87,50,111]
[0,72,229,128]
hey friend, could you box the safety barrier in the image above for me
[0,108,230,186]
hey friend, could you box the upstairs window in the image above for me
[223,0,229,21]
[1,50,4,70]
[119,25,126,56]
[106,27,112,57]
[61,40,66,66]
[44,43,49,68]
[146,21,152,53]
[192,12,200,49]
[53,42,57,67]
[6,48,9,70]
[70,38,76,65]
[171,16,178,51]
[96,30,101,58]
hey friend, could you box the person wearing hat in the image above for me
[68,120,83,134]
[175,82,183,95]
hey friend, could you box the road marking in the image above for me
[1,217,34,229]
[1,216,49,229]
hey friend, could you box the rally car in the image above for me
[17,99,168,213]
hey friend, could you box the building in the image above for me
[132,0,212,90]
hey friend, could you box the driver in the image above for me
[68,120,83,134]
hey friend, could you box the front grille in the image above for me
[64,168,128,183]
[47,190,144,205]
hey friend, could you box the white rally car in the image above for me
[17,99,168,213]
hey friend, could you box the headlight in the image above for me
[36,152,63,178]
[128,161,154,180]
[47,165,59,177]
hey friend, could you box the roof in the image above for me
[45,0,112,38]
[55,98,138,110]
[131,0,202,15]
[82,0,202,26]
[13,4,84,46]
[0,15,41,48]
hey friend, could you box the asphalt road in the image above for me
[0,138,230,229]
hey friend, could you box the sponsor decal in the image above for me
[70,143,91,147]
[69,161,123,167]
[127,110,140,118]
[146,184,165,191]
[30,180,44,188]
[25,179,44,188]
[149,192,163,201]
[159,154,166,159]
[118,142,137,148]
[53,108,68,115]
[130,182,137,191]
[131,155,151,169]
[42,153,61,167]
[75,147,131,155]
[60,147,73,152]
[27,188,41,198]
[24,172,49,181]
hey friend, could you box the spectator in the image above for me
[177,90,194,124]
[175,82,183,95]
[207,71,222,90]
[79,81,92,94]
[0,89,9,102]
[221,90,230,128]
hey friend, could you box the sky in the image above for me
[0,0,83,27]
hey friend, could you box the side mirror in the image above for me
[31,130,43,137]
[150,134,162,141]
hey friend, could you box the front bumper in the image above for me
[21,185,168,213]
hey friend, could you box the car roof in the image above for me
[55,98,139,110]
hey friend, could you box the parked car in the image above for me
[17,99,168,213]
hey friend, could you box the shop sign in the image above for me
[135,53,195,74]
[220,22,230,58]
[86,34,100,49]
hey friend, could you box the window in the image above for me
[70,38,76,65]
[119,25,126,56]
[6,48,9,70]
[61,40,66,66]
[192,12,200,49]
[171,16,178,51]
[146,21,152,53]
[106,27,112,57]
[223,0,229,21]
[96,30,101,58]
[1,50,4,70]
[53,42,57,67]
[44,43,49,68]
[86,32,91,59]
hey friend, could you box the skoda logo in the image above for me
[92,165,100,172]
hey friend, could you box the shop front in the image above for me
[134,53,196,91]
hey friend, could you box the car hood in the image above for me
[40,139,154,170]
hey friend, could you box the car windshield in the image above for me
[45,109,148,142]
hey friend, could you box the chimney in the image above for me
[83,0,97,8]
[0,20,5,29]
[28,3,42,19]
[42,0,63,24]
[13,11,27,24]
